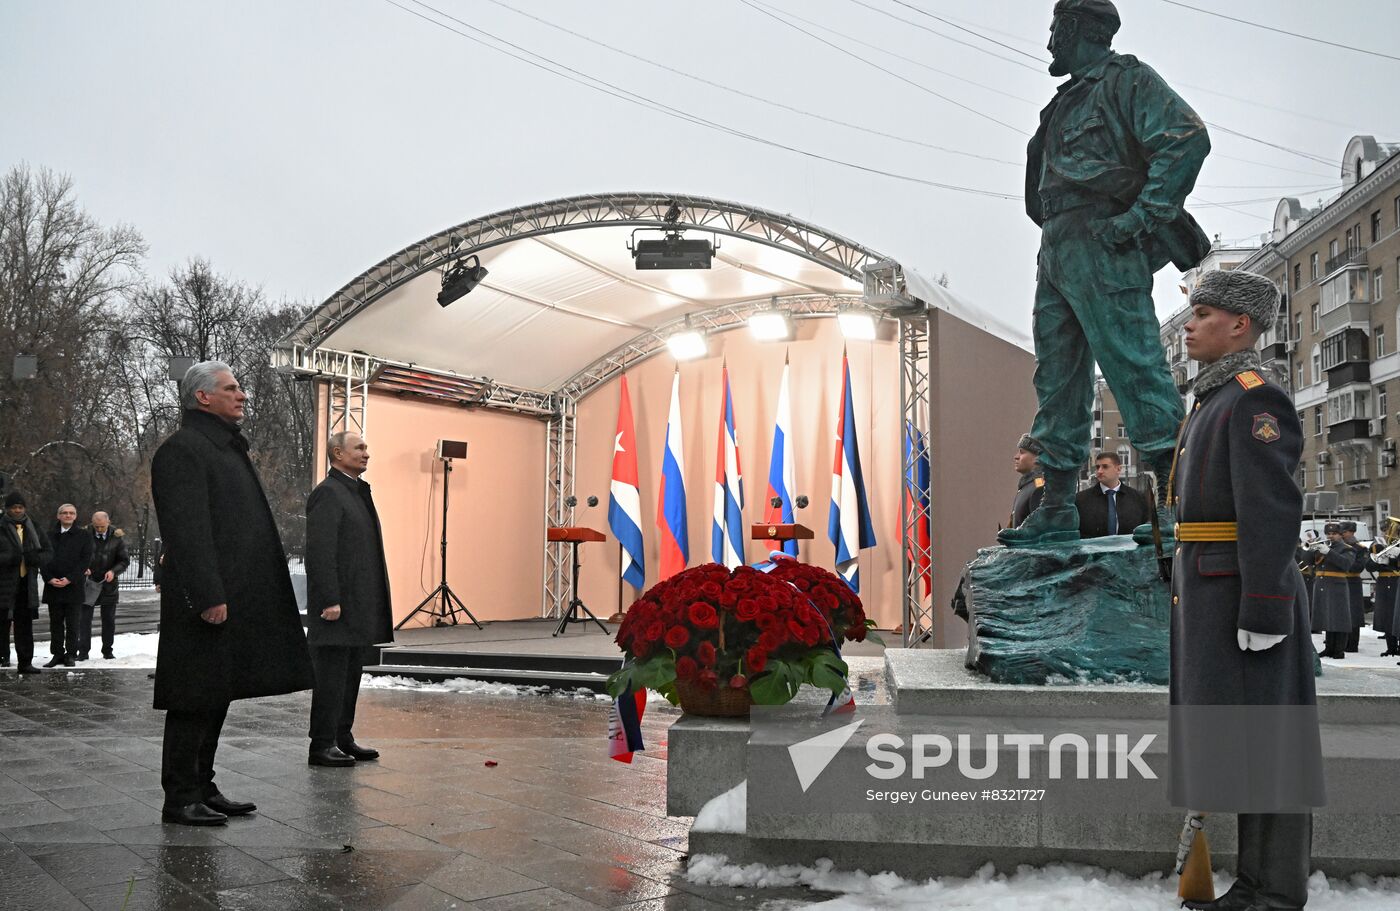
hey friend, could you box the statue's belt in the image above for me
[1316,571,1362,579]
[1039,190,1120,218]
[1175,522,1237,542]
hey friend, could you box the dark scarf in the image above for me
[1191,349,1263,397]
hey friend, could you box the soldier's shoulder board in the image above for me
[1034,477,1045,488]
[1235,371,1265,390]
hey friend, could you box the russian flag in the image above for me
[658,369,689,580]
[608,375,645,591]
[608,686,646,763]
[828,352,877,592]
[711,364,745,568]
[904,420,933,599]
[765,356,798,557]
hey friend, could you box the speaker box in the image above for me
[436,440,468,460]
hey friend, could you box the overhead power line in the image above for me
[839,0,1045,74]
[383,0,1020,199]
[479,0,1021,167]
[881,0,1047,64]
[1160,0,1400,63]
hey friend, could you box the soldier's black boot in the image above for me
[996,468,1080,547]
[1132,448,1177,547]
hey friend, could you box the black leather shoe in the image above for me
[0,657,10,667]
[43,656,64,668]
[76,652,89,661]
[308,746,356,767]
[63,659,75,667]
[337,740,380,761]
[1182,886,1256,910]
[203,793,257,816]
[162,803,227,826]
[102,650,114,659]
[16,664,39,675]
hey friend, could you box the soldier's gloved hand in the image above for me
[1089,210,1147,247]
[1316,543,1331,555]
[1237,630,1286,651]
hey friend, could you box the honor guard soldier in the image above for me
[1010,434,1046,529]
[1339,521,1367,652]
[1169,270,1323,911]
[1309,523,1356,659]
[1365,517,1400,657]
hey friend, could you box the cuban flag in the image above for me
[828,352,877,592]
[608,684,647,763]
[711,365,745,568]
[608,375,645,591]
[765,356,798,557]
[658,369,689,580]
[904,420,933,598]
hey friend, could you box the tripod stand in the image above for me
[550,527,609,636]
[396,458,481,630]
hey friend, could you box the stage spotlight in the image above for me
[837,308,878,341]
[437,255,488,307]
[631,230,714,270]
[666,329,708,361]
[748,310,793,341]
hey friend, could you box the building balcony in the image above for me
[1326,360,1370,387]
[1324,246,1367,276]
[1328,419,1372,445]
[1260,340,1289,363]
[1319,299,1371,336]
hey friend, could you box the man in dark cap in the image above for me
[1169,269,1322,911]
[1000,0,1211,549]
[1338,521,1367,652]
[0,492,51,674]
[1009,433,1046,529]
[1308,522,1356,659]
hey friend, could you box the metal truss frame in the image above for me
[543,396,578,619]
[897,314,935,647]
[275,193,883,354]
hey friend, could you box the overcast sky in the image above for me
[4,0,1398,333]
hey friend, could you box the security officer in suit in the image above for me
[1169,270,1322,911]
[1075,450,1151,538]
[1009,434,1046,529]
[1364,520,1400,656]
[1339,521,1367,652]
[1309,524,1355,659]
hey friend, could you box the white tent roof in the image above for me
[283,193,1028,394]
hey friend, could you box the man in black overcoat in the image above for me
[1,492,51,673]
[150,361,314,826]
[80,510,130,661]
[41,503,94,668]
[1169,271,1324,911]
[1075,450,1150,538]
[304,431,394,767]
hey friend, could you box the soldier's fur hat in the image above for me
[1340,521,1358,533]
[1324,522,1342,534]
[1016,434,1044,455]
[1188,269,1280,332]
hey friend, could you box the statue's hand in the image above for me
[1089,211,1145,247]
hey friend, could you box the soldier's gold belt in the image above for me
[1378,572,1400,578]
[1175,522,1237,542]
[1316,571,1360,578]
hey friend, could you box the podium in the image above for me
[750,522,814,545]
[548,526,609,636]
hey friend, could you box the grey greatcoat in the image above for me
[1309,545,1356,634]
[304,470,394,648]
[1343,538,1367,633]
[1365,546,1398,635]
[150,409,314,712]
[1168,367,1324,811]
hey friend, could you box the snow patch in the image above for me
[693,780,746,834]
[360,674,610,701]
[685,856,1400,909]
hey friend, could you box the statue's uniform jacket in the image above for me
[1025,51,1209,472]
[1167,368,1324,810]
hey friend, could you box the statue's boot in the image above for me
[1132,448,1177,548]
[996,469,1081,547]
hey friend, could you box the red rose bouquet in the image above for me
[606,560,877,708]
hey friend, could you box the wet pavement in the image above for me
[0,669,830,910]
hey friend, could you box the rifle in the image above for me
[1176,812,1214,902]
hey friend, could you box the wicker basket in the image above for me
[675,679,754,717]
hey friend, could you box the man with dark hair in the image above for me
[41,504,93,668]
[1010,434,1046,529]
[1000,0,1210,548]
[1338,521,1367,653]
[151,360,314,826]
[1,492,50,674]
[1075,451,1151,538]
[1309,523,1355,660]
[1170,269,1323,911]
[81,511,129,661]
[305,431,394,767]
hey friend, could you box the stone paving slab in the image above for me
[0,668,792,911]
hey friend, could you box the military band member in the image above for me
[1339,521,1366,653]
[1365,523,1400,657]
[1010,434,1046,529]
[1309,524,1355,659]
[1170,270,1323,911]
